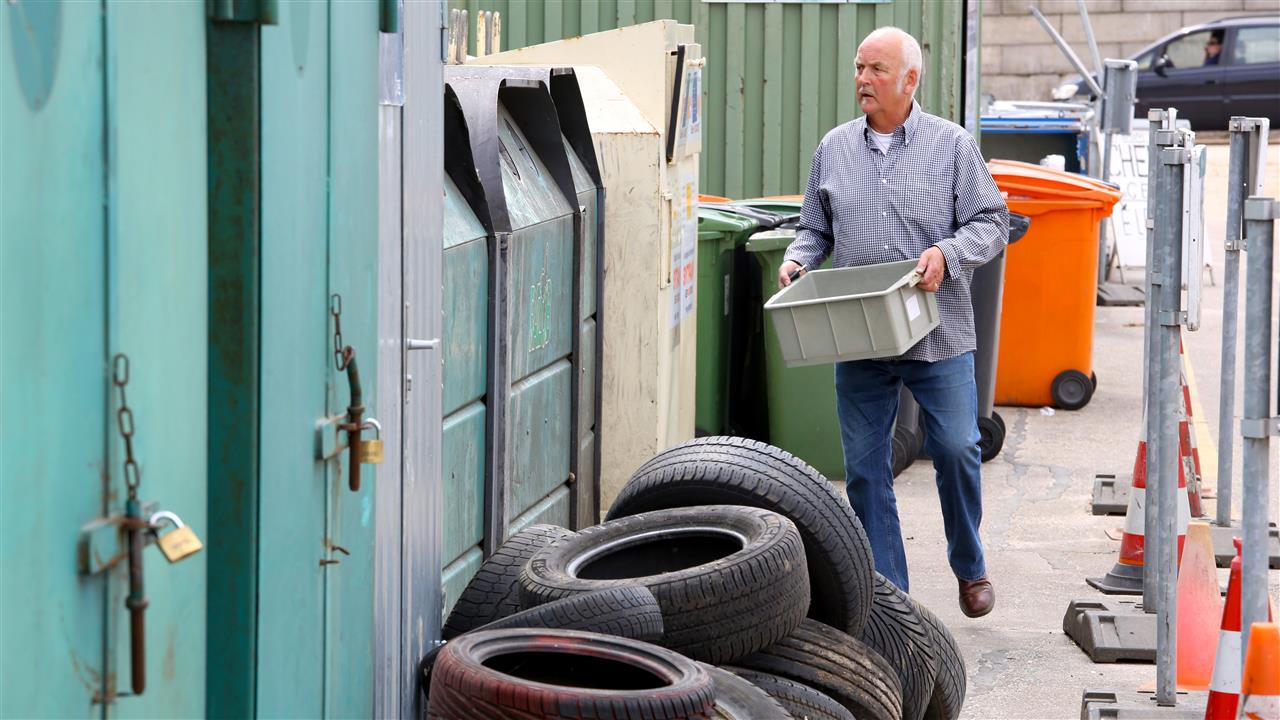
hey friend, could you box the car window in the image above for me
[1232,25,1280,65]
[1134,50,1153,70]
[1163,30,1217,69]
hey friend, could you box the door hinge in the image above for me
[208,0,278,25]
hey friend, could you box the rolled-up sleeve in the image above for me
[934,132,1009,280]
[784,144,834,271]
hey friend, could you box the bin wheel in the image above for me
[992,411,1006,435]
[1090,371,1097,390]
[891,428,914,477]
[977,416,1004,463]
[1051,370,1094,410]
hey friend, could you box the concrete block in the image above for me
[1125,0,1241,11]
[982,44,1002,72]
[1243,0,1278,11]
[1062,12,1184,44]
[1001,43,1079,74]
[1027,0,1123,13]
[981,0,1009,17]
[983,73,1064,102]
[984,14,1059,45]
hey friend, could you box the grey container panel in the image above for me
[766,260,939,366]
[578,317,596,437]
[442,238,489,415]
[496,105,573,228]
[441,545,485,619]
[508,485,573,537]
[507,216,575,381]
[577,430,597,525]
[505,359,573,521]
[442,401,486,564]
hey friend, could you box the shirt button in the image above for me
[884,244,889,250]
[881,178,888,184]
[882,211,887,217]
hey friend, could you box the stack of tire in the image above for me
[426,437,966,720]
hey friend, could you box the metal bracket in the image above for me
[1230,117,1264,133]
[78,501,158,575]
[208,0,278,24]
[1225,239,1245,252]
[316,414,349,460]
[1240,418,1280,439]
[1157,310,1186,327]
[1153,129,1179,146]
[1244,198,1278,221]
[1159,147,1191,165]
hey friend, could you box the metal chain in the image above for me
[112,354,141,501]
[331,293,348,371]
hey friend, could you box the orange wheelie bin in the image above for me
[988,159,1122,410]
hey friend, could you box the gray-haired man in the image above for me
[778,27,1008,617]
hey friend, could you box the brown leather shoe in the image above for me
[958,578,995,618]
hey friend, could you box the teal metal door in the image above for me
[1,0,208,715]
[206,2,381,716]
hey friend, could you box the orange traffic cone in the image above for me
[1176,522,1222,689]
[1178,348,1206,517]
[1088,408,1191,594]
[1238,622,1280,720]
[1205,539,1274,719]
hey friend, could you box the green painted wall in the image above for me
[451,0,965,198]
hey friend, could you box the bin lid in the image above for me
[988,159,1122,210]
[745,229,796,253]
[698,206,758,238]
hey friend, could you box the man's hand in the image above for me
[778,260,805,289]
[914,247,946,293]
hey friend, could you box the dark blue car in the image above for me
[1053,15,1279,130]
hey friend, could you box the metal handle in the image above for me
[407,338,439,351]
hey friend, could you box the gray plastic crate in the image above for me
[764,259,939,367]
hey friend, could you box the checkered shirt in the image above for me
[784,102,1010,362]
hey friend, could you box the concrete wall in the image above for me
[981,0,1275,101]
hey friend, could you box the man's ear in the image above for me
[906,68,920,95]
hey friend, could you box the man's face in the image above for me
[855,35,913,119]
[1205,36,1222,58]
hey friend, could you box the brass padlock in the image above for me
[357,418,384,465]
[149,511,204,563]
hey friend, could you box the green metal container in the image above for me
[695,207,758,436]
[441,67,602,618]
[451,0,966,198]
[745,231,844,481]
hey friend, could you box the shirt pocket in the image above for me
[900,172,953,230]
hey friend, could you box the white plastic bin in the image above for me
[763,259,938,367]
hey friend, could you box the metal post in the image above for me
[1142,111,1172,610]
[1153,128,1188,706]
[1076,0,1103,77]
[1098,132,1114,283]
[1240,196,1275,661]
[1215,120,1252,528]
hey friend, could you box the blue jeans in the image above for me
[834,352,985,592]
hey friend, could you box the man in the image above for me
[778,27,1008,618]
[1203,30,1224,66]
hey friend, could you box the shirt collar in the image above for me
[861,100,922,147]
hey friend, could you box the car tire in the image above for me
[519,505,810,665]
[701,664,792,720]
[912,599,967,720]
[722,667,855,720]
[440,524,572,640]
[421,586,665,700]
[426,628,715,720]
[606,436,875,637]
[733,618,903,720]
[858,574,941,720]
